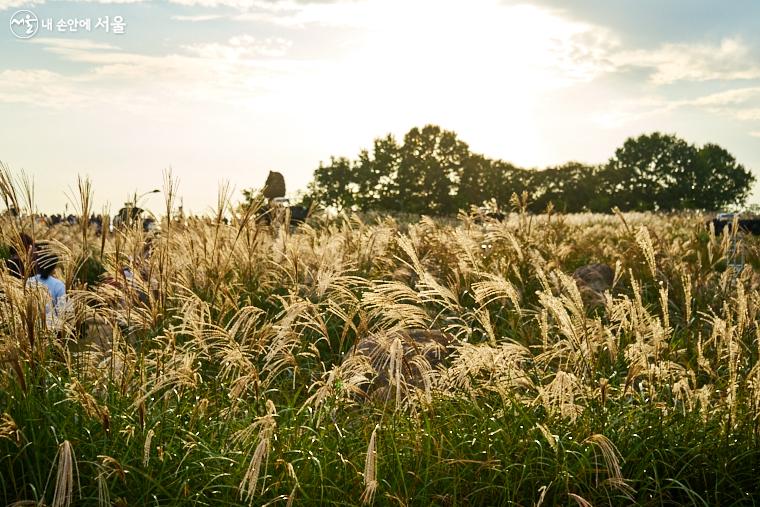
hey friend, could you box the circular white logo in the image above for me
[9,10,39,39]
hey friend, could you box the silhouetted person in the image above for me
[6,232,34,279]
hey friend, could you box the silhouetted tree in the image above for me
[457,154,491,209]
[354,135,402,211]
[304,127,755,214]
[396,125,470,215]
[491,161,530,204]
[309,156,357,211]
[602,132,753,211]
[605,133,698,211]
[529,162,604,212]
[691,143,755,210]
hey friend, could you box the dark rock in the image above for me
[572,263,614,307]
[347,329,456,401]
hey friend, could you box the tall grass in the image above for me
[1,168,759,505]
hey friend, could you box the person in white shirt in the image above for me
[26,245,67,328]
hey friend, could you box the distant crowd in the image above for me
[8,209,107,231]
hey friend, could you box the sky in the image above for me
[1,0,760,214]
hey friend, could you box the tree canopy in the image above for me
[305,126,755,214]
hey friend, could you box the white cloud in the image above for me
[183,34,292,58]
[0,69,90,106]
[591,86,760,129]
[684,86,760,107]
[590,96,670,128]
[0,35,300,111]
[737,109,760,121]
[232,0,390,27]
[171,14,224,21]
[0,0,342,10]
[612,38,760,84]
[677,87,760,121]
[29,37,119,51]
[0,0,43,10]
[1,1,617,111]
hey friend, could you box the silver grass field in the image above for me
[1,170,760,506]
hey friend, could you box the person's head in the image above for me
[33,244,59,280]
[6,232,35,278]
[19,232,34,248]
[9,232,34,255]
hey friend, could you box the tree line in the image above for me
[306,125,755,214]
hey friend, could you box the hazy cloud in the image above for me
[0,69,90,106]
[737,109,760,121]
[612,38,760,84]
[29,37,120,51]
[183,34,292,58]
[171,14,225,21]
[678,87,760,120]
[592,86,760,128]
[0,36,300,110]
[0,0,43,9]
[2,1,618,111]
[0,0,344,9]
[685,86,760,107]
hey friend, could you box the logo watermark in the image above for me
[9,9,126,39]
[9,9,38,39]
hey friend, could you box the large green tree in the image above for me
[396,125,470,215]
[490,161,530,205]
[605,133,698,211]
[604,132,754,211]
[304,127,755,214]
[308,156,357,211]
[529,162,604,213]
[691,143,755,210]
[457,154,491,209]
[353,135,402,211]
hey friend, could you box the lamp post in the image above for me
[132,189,160,206]
[122,189,160,228]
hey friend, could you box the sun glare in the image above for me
[262,0,611,167]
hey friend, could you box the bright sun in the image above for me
[263,0,608,167]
